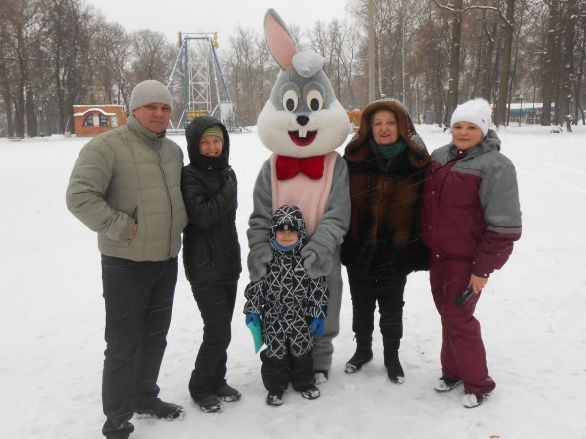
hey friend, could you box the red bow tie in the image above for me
[275,155,325,180]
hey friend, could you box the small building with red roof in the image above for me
[73,105,127,136]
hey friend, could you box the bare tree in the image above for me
[495,0,516,127]
[1,0,42,137]
[225,27,277,126]
[130,29,175,84]
[41,0,89,133]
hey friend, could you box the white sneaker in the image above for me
[434,377,463,392]
[462,393,485,408]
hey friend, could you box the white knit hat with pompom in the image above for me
[450,98,492,136]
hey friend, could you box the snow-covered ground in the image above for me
[2,124,585,439]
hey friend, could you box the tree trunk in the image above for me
[574,32,585,124]
[506,27,520,126]
[25,83,37,137]
[15,89,25,137]
[559,0,577,131]
[495,0,515,127]
[480,14,497,101]
[1,91,14,137]
[368,0,375,102]
[443,0,463,127]
[541,2,557,125]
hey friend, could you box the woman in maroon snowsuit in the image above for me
[420,98,522,408]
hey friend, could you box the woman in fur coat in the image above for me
[341,98,430,383]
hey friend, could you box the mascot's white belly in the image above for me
[270,151,338,235]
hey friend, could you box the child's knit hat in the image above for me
[450,98,492,136]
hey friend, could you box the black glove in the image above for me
[222,167,235,183]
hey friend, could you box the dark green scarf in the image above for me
[369,137,408,160]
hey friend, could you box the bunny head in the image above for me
[257,9,350,159]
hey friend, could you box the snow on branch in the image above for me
[430,0,513,27]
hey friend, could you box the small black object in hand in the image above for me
[455,287,474,307]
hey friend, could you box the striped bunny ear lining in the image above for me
[264,9,297,70]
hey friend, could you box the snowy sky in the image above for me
[84,0,354,48]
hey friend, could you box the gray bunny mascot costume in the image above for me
[247,9,351,383]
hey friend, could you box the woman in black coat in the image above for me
[182,116,242,413]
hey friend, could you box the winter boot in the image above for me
[300,384,321,400]
[386,354,405,384]
[214,383,241,402]
[103,419,134,439]
[313,369,329,385]
[383,340,405,384]
[266,389,284,406]
[194,394,222,413]
[462,392,485,408]
[381,309,404,384]
[105,428,132,439]
[134,397,184,419]
[345,346,373,374]
[434,377,463,392]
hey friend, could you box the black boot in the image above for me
[381,308,404,384]
[134,397,184,419]
[102,418,134,439]
[384,345,404,384]
[345,345,373,374]
[266,389,284,406]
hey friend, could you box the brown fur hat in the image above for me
[344,98,429,167]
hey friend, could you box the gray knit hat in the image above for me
[129,80,174,112]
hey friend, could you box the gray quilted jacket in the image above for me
[66,115,188,261]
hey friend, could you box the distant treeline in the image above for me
[1,0,584,137]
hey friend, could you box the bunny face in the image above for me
[258,68,349,158]
[257,10,350,159]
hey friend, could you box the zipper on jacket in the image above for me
[435,160,459,205]
[155,143,174,258]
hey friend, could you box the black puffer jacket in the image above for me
[181,116,241,286]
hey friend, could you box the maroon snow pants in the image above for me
[430,256,496,396]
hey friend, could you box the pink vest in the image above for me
[270,151,338,235]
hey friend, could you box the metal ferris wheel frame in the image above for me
[166,32,236,130]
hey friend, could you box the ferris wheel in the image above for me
[166,32,236,131]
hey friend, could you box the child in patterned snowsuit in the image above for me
[244,205,329,406]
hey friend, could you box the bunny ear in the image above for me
[264,9,297,70]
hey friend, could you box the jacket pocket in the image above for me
[127,206,139,246]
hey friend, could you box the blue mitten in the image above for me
[245,313,261,327]
[310,317,325,337]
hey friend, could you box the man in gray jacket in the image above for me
[66,80,188,439]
